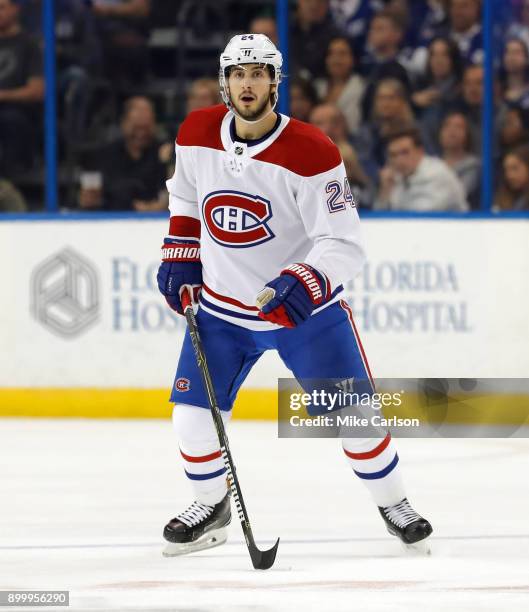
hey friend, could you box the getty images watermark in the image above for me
[277,378,529,438]
[288,387,417,429]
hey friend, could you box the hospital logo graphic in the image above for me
[31,247,99,338]
[202,190,274,248]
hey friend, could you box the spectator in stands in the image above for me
[315,36,365,135]
[499,38,529,109]
[360,8,406,72]
[290,76,319,123]
[440,0,483,65]
[412,37,463,152]
[0,0,44,174]
[375,127,468,211]
[78,96,168,212]
[290,0,343,79]
[309,103,372,207]
[505,0,529,52]
[161,79,220,174]
[380,0,446,80]
[355,78,416,180]
[439,112,480,208]
[55,0,102,145]
[90,0,151,88]
[15,0,40,35]
[397,0,447,53]
[0,177,26,211]
[55,1,101,76]
[452,64,484,152]
[359,9,411,119]
[495,144,529,210]
[329,0,382,56]
[498,105,529,157]
[186,78,221,114]
[249,15,278,45]
[412,37,462,113]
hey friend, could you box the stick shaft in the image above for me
[180,290,279,568]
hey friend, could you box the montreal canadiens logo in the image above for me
[202,190,274,248]
[175,377,190,392]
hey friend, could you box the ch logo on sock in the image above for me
[175,377,191,392]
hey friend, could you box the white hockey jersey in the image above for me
[166,105,365,330]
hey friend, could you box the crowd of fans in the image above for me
[1,0,529,213]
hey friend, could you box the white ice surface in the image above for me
[1,419,529,612]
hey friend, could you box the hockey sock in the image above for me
[172,403,231,505]
[342,433,406,508]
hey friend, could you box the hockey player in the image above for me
[157,34,432,556]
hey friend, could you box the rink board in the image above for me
[2,387,529,427]
[1,217,528,418]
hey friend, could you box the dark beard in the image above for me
[232,95,271,121]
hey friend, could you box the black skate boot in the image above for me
[162,493,231,557]
[379,497,433,555]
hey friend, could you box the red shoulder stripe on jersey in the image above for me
[203,283,259,312]
[169,216,201,239]
[176,105,227,150]
[343,433,391,460]
[253,118,342,177]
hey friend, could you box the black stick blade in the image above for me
[249,537,280,570]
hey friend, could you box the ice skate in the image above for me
[379,497,433,555]
[163,493,231,557]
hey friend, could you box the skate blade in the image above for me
[386,527,432,556]
[162,527,228,557]
[400,538,431,556]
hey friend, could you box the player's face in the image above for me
[228,64,275,121]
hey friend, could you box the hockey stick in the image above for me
[181,288,280,570]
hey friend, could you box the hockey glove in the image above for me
[257,263,329,328]
[157,237,202,314]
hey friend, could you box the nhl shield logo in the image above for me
[202,190,275,248]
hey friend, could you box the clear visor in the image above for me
[226,64,274,87]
